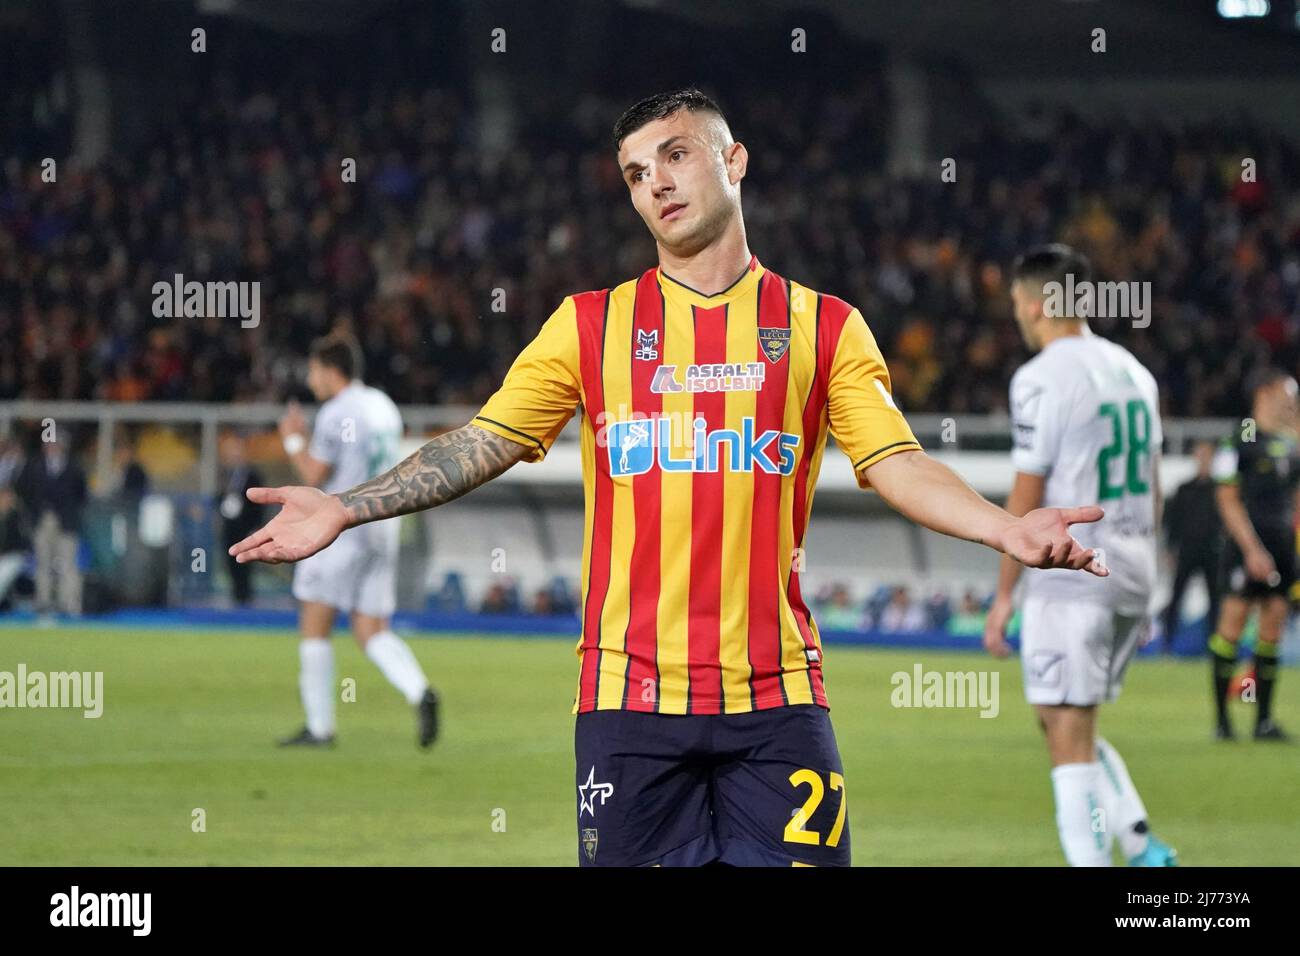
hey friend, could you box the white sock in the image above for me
[1095,737,1150,858]
[299,638,336,738]
[1050,762,1112,866]
[365,630,430,706]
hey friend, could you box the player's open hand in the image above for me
[1000,506,1108,577]
[228,486,349,564]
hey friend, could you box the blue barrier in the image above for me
[0,606,1218,656]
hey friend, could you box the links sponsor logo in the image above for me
[606,416,800,477]
[650,362,766,393]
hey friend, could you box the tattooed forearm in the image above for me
[337,424,528,526]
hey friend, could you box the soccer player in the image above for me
[232,90,1107,866]
[276,334,439,749]
[983,244,1177,867]
[1207,368,1299,742]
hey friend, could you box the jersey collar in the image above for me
[655,254,764,307]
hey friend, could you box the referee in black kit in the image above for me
[1206,369,1299,742]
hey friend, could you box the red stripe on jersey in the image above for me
[623,271,665,711]
[748,273,791,709]
[787,294,853,706]
[687,303,728,713]
[577,290,612,712]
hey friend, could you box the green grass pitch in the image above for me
[0,625,1295,865]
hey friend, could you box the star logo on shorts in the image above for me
[578,765,614,817]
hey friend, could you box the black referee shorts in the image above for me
[1220,526,1296,599]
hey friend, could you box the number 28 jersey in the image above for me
[310,381,405,493]
[1009,333,1162,614]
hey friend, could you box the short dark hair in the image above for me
[1244,366,1292,400]
[1012,243,1093,293]
[310,334,362,381]
[613,88,728,151]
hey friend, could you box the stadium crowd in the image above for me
[3,74,1299,417]
[3,12,1299,628]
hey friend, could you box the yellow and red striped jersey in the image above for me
[473,256,921,715]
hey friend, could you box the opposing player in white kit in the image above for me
[275,334,439,749]
[984,245,1177,866]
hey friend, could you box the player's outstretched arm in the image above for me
[860,449,1107,576]
[228,424,530,564]
[983,470,1045,657]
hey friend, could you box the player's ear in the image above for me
[724,141,748,185]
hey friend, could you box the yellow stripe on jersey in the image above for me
[469,258,922,715]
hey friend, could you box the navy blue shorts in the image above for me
[574,704,850,867]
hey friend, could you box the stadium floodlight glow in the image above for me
[1216,0,1270,18]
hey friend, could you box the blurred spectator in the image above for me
[819,583,866,631]
[531,588,554,616]
[946,589,988,636]
[111,435,150,501]
[1160,440,1223,649]
[923,590,951,630]
[877,586,927,633]
[480,578,520,614]
[0,485,31,610]
[17,435,86,616]
[0,437,24,489]
[546,575,577,616]
[216,431,264,606]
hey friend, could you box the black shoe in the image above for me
[418,688,440,749]
[1214,722,1236,742]
[278,726,336,748]
[1254,719,1291,742]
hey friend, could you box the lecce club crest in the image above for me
[581,828,598,863]
[758,326,791,363]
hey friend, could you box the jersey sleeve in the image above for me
[1008,365,1063,476]
[308,402,344,466]
[471,297,582,462]
[826,309,922,489]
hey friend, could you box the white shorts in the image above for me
[1019,596,1147,706]
[292,520,399,618]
